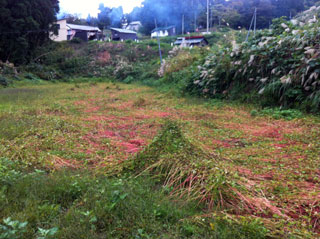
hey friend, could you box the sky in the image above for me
[59,0,143,17]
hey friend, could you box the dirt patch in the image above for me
[97,51,111,65]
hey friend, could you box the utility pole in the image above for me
[246,7,257,42]
[207,0,209,33]
[253,7,257,37]
[154,18,162,64]
[210,1,213,29]
[182,14,185,35]
[194,0,197,32]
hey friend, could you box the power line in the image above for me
[154,18,163,64]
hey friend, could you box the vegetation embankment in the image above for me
[157,6,320,113]
[1,83,319,238]
[0,26,230,88]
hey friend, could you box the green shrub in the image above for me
[0,217,28,239]
[58,57,89,75]
[24,64,62,81]
[205,32,224,46]
[70,37,83,44]
[0,76,9,87]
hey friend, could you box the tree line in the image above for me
[133,0,320,34]
[80,0,320,34]
[59,0,320,34]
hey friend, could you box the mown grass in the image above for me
[0,82,319,238]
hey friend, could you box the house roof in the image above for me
[174,38,208,45]
[110,28,137,34]
[67,24,101,32]
[151,26,175,33]
[128,21,142,26]
[179,36,206,40]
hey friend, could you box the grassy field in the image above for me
[0,82,319,238]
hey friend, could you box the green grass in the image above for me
[0,158,267,239]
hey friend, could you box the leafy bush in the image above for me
[0,217,28,239]
[0,76,9,87]
[24,64,61,81]
[70,37,83,44]
[58,57,89,75]
[205,32,224,46]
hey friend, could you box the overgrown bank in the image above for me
[158,6,320,113]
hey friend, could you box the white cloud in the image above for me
[59,0,143,17]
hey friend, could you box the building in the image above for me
[174,36,209,47]
[110,28,138,41]
[126,21,142,32]
[51,19,68,42]
[151,26,176,38]
[50,19,102,42]
[67,24,102,41]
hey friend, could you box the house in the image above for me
[51,19,68,42]
[110,28,138,41]
[151,26,176,38]
[67,24,102,41]
[126,21,142,32]
[50,19,102,42]
[174,36,209,47]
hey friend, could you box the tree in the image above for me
[86,14,99,27]
[97,3,111,30]
[59,12,87,25]
[97,4,124,29]
[0,0,59,65]
[109,6,124,28]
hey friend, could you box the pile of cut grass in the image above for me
[130,121,249,209]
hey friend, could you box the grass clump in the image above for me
[133,97,147,107]
[131,121,243,210]
[251,108,303,120]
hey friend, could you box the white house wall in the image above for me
[50,19,68,42]
[151,30,169,38]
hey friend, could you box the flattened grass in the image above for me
[0,82,319,238]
